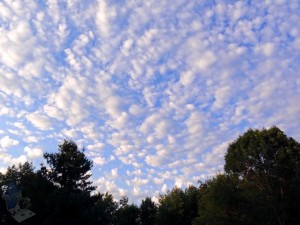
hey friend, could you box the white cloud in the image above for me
[61,128,78,139]
[185,111,205,135]
[139,113,161,134]
[180,71,196,87]
[26,113,52,130]
[0,167,7,174]
[23,136,39,143]
[11,155,27,165]
[0,106,14,116]
[145,153,167,167]
[153,177,164,185]
[93,156,106,166]
[80,123,102,140]
[111,168,118,179]
[132,177,149,186]
[96,0,116,37]
[0,71,23,98]
[11,122,26,130]
[129,104,145,116]
[196,51,216,70]
[87,142,105,151]
[43,105,64,121]
[261,42,276,57]
[24,146,43,158]
[0,21,34,68]
[128,169,142,176]
[0,136,19,149]
[161,184,168,193]
[212,85,231,110]
[104,96,122,119]
[96,177,127,200]
[0,152,27,166]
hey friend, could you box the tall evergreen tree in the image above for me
[41,140,98,225]
[43,140,94,192]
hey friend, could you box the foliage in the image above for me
[224,126,300,225]
[0,162,57,224]
[43,140,94,192]
[193,174,259,225]
[156,185,198,225]
[89,192,118,225]
[116,203,140,225]
[0,141,117,225]
[156,187,184,225]
[139,197,157,225]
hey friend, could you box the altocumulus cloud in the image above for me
[0,0,300,203]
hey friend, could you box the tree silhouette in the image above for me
[224,126,300,225]
[43,140,95,192]
[139,197,157,225]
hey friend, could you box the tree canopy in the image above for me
[43,140,94,192]
[224,126,300,225]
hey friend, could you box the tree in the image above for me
[139,197,157,225]
[89,192,118,225]
[156,187,185,225]
[0,162,58,225]
[224,126,300,225]
[116,202,140,225]
[192,174,263,225]
[2,162,35,186]
[156,185,199,225]
[43,140,94,192]
[183,185,199,225]
[0,163,37,224]
[41,140,98,224]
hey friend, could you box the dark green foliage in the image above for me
[119,196,129,208]
[156,187,185,225]
[225,127,300,180]
[89,192,118,225]
[1,162,37,194]
[41,189,99,225]
[193,174,261,225]
[116,203,140,225]
[224,126,300,225]
[183,185,199,225]
[0,162,57,225]
[139,197,157,225]
[156,186,199,225]
[44,140,94,192]
[0,140,118,225]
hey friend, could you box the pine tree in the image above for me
[44,140,95,192]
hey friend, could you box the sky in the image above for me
[0,0,300,203]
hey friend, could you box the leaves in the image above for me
[224,126,300,225]
[44,139,94,192]
[139,197,157,225]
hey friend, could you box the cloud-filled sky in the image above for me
[0,0,300,203]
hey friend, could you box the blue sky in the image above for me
[0,0,300,203]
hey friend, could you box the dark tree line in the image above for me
[0,127,299,224]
